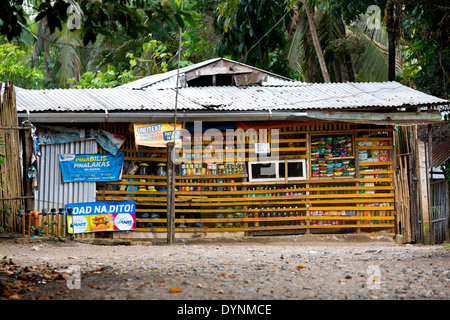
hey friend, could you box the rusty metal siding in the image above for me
[34,140,97,211]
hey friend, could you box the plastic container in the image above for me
[156,163,167,176]
[139,163,150,175]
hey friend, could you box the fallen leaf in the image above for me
[197,283,203,288]
[8,294,23,300]
[89,285,99,289]
[296,265,307,269]
[219,273,228,277]
[338,280,346,284]
[1,290,12,298]
[37,296,50,300]
[216,290,224,294]
[62,274,70,280]
[168,288,182,293]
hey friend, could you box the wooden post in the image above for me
[22,122,34,211]
[166,142,175,244]
[408,126,418,242]
[417,139,431,244]
[427,124,434,244]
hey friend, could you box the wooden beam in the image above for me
[306,110,443,124]
[166,142,175,244]
[417,139,431,244]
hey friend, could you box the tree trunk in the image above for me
[300,0,330,83]
[386,0,401,82]
[43,22,51,82]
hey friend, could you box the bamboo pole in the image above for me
[0,81,25,232]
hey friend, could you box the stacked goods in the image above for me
[311,135,354,178]
[311,159,355,177]
[311,135,353,159]
[310,210,345,226]
[358,140,390,162]
[180,162,244,176]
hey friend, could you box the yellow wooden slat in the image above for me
[360,170,393,175]
[359,161,393,166]
[355,137,393,141]
[136,216,395,224]
[135,199,393,213]
[179,147,308,152]
[125,157,167,162]
[96,185,394,196]
[122,174,245,180]
[359,178,392,183]
[357,146,392,150]
[135,224,396,232]
[354,128,393,132]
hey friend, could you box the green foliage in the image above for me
[28,0,199,45]
[181,0,220,63]
[0,136,5,166]
[401,0,450,100]
[441,158,450,183]
[0,42,45,89]
[215,0,291,72]
[133,39,173,76]
[0,204,11,233]
[69,63,134,89]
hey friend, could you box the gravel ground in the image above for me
[0,234,449,302]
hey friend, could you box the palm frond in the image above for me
[49,26,82,87]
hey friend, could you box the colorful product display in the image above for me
[358,140,390,162]
[311,135,354,178]
[311,135,352,159]
[180,162,244,176]
[311,159,355,177]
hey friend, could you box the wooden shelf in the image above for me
[311,157,354,161]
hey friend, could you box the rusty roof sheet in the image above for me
[117,57,299,89]
[432,136,450,167]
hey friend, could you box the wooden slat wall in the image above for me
[97,122,395,237]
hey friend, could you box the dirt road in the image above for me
[0,234,449,302]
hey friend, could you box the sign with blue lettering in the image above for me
[59,152,124,182]
[65,201,136,234]
[133,123,182,147]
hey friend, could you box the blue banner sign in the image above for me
[59,152,124,182]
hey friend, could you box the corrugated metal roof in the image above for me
[432,137,450,167]
[118,57,300,89]
[174,82,449,111]
[15,87,204,112]
[15,81,448,113]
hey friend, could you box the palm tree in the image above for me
[284,0,401,83]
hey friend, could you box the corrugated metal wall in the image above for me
[34,140,97,211]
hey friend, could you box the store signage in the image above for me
[59,152,124,182]
[66,201,136,234]
[134,123,182,147]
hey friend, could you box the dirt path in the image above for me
[0,235,449,301]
